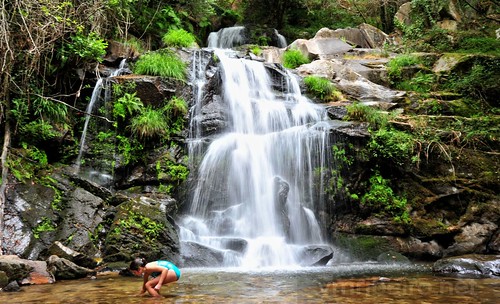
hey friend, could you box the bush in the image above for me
[133,51,186,80]
[162,29,197,48]
[457,37,500,56]
[282,49,310,69]
[345,103,389,129]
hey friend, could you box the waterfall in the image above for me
[207,26,246,48]
[180,48,335,268]
[75,59,128,174]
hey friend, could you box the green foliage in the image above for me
[369,128,416,166]
[116,135,143,166]
[113,92,144,121]
[162,29,197,48]
[250,45,262,56]
[345,103,390,130]
[33,96,68,123]
[456,37,500,56]
[167,160,189,184]
[304,76,342,101]
[133,51,186,80]
[361,171,410,223]
[282,49,310,69]
[386,54,421,80]
[20,120,59,143]
[116,211,165,243]
[33,217,56,239]
[396,71,434,93]
[163,97,188,134]
[129,106,168,140]
[61,31,108,64]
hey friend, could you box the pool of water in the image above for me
[2,263,499,303]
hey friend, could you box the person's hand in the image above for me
[154,284,161,291]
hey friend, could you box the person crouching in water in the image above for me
[129,257,181,297]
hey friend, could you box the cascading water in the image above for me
[180,45,336,268]
[75,59,128,178]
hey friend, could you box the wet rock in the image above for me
[180,241,225,267]
[192,95,229,136]
[377,250,410,264]
[299,245,334,266]
[21,260,55,285]
[0,271,9,288]
[0,256,33,283]
[47,255,96,280]
[103,197,180,265]
[47,241,98,269]
[1,280,21,292]
[113,75,183,106]
[432,254,500,277]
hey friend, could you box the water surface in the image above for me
[2,264,499,303]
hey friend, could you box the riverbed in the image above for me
[2,263,499,303]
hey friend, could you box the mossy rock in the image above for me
[103,197,180,263]
[333,233,394,261]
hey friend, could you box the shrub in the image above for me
[162,29,197,48]
[113,92,144,121]
[282,49,310,69]
[133,51,186,80]
[457,37,500,56]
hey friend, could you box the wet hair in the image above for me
[129,257,147,270]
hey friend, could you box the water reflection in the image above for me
[2,264,499,303]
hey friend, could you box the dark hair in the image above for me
[129,257,146,270]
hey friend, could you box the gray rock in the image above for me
[299,245,334,266]
[180,241,226,267]
[47,255,95,280]
[432,254,500,277]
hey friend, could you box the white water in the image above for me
[180,47,335,268]
[207,26,246,48]
[75,59,127,172]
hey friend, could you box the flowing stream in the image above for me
[180,30,334,268]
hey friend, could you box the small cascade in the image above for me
[180,49,335,268]
[207,26,246,48]
[75,59,128,175]
[274,29,287,48]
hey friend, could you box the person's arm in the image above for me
[141,269,151,293]
[154,268,169,290]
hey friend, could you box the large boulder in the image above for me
[313,24,389,49]
[180,241,225,267]
[432,254,500,277]
[103,197,181,264]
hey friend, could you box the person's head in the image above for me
[129,257,146,276]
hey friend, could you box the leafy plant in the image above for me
[162,29,196,48]
[113,92,144,121]
[33,217,56,239]
[133,51,186,80]
[282,49,310,69]
[361,171,410,223]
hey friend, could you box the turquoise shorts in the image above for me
[157,260,181,280]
